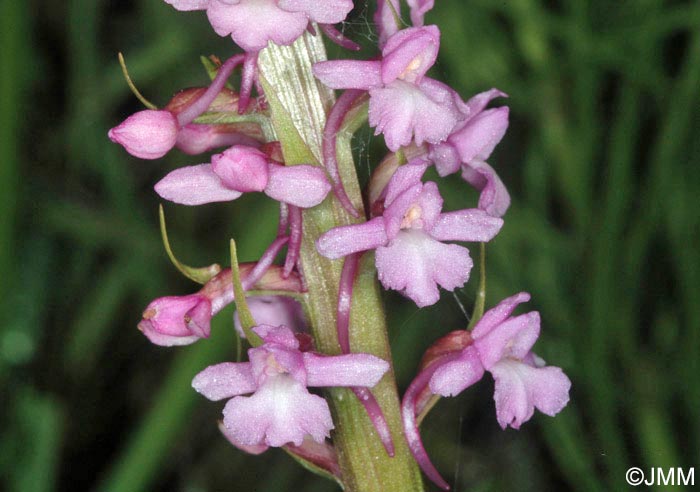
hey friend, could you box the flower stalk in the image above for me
[257,31,424,492]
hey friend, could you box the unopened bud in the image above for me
[108,109,178,159]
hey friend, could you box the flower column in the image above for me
[257,32,424,492]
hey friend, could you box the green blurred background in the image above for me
[1,1,698,491]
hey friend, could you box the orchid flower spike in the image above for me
[154,145,331,208]
[313,25,462,152]
[316,159,503,307]
[192,324,389,450]
[165,0,354,52]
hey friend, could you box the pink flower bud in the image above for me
[211,146,270,192]
[138,294,212,346]
[108,109,179,159]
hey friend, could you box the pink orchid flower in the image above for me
[314,26,461,151]
[316,160,503,307]
[192,324,389,449]
[402,293,571,489]
[165,0,353,52]
[154,145,331,208]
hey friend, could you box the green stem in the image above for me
[257,32,423,492]
[467,243,487,331]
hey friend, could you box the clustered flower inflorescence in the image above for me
[110,1,570,489]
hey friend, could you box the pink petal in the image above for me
[304,353,390,387]
[247,326,307,386]
[382,183,423,239]
[253,324,300,349]
[313,60,382,90]
[376,230,473,307]
[211,145,270,192]
[458,88,508,119]
[451,107,509,164]
[490,359,571,429]
[316,217,388,259]
[428,346,485,397]
[383,159,429,205]
[381,26,440,84]
[374,0,402,48]
[138,320,200,347]
[278,0,353,23]
[108,110,178,160]
[207,0,308,51]
[164,0,209,11]
[461,159,511,218]
[265,164,331,208]
[154,163,242,205]
[223,376,333,447]
[369,79,458,151]
[192,362,257,400]
[219,421,270,455]
[474,312,540,370]
[138,294,211,346]
[411,182,444,230]
[406,0,434,26]
[470,292,531,339]
[430,209,504,242]
[428,141,461,177]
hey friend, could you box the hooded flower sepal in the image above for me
[192,324,390,449]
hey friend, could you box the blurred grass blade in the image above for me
[96,307,235,492]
